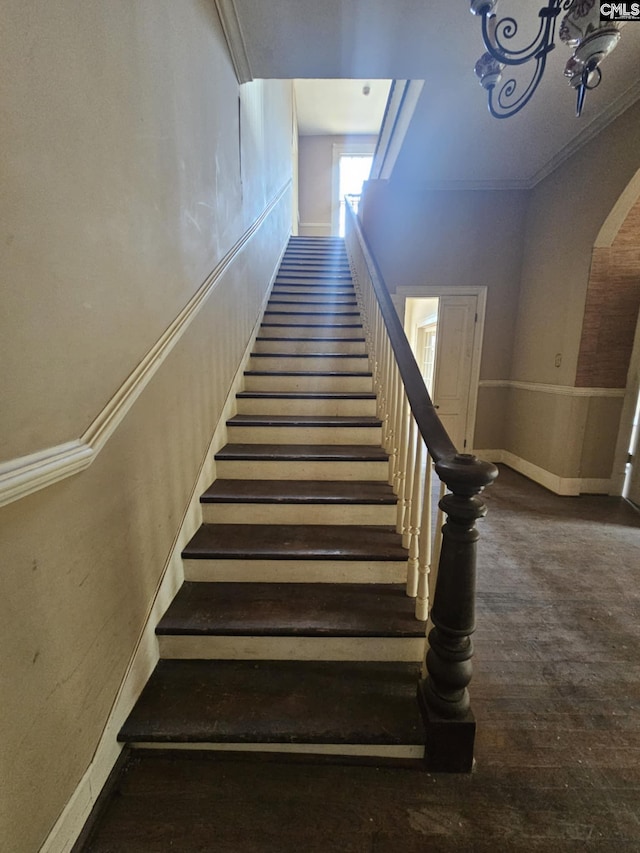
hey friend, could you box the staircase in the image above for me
[119,236,427,761]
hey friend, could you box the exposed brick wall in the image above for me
[576,245,640,387]
[613,196,640,247]
[576,194,640,388]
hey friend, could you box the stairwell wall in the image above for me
[0,3,293,851]
[359,101,640,492]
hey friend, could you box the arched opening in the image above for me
[577,168,640,499]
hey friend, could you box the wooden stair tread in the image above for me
[260,323,363,328]
[157,582,424,637]
[236,391,376,400]
[244,370,372,377]
[182,523,406,561]
[227,414,381,427]
[201,479,396,504]
[251,352,367,359]
[214,443,389,462]
[118,659,425,745]
[255,337,365,343]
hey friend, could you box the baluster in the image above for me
[387,364,399,486]
[399,413,416,541]
[394,393,409,500]
[380,336,392,451]
[417,453,498,772]
[415,453,433,621]
[406,433,423,598]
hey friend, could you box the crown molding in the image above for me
[214,0,253,83]
[527,79,640,188]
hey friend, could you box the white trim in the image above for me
[38,243,285,853]
[475,449,612,496]
[298,221,332,229]
[595,166,640,247]
[214,0,253,83]
[394,286,487,451]
[371,80,424,181]
[529,80,640,189]
[478,379,626,398]
[0,182,291,510]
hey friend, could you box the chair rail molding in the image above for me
[478,379,626,397]
[0,181,291,509]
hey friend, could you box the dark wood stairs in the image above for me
[118,235,427,761]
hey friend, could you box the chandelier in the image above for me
[470,1,625,118]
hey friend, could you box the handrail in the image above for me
[346,203,456,464]
[344,198,498,772]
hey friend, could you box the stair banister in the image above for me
[344,201,498,772]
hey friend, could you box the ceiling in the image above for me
[223,0,640,186]
[294,79,391,136]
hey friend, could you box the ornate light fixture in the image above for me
[470,1,624,118]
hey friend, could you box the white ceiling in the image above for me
[225,0,640,185]
[294,79,391,136]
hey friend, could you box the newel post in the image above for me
[418,452,498,772]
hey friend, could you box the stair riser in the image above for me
[259,325,363,339]
[183,558,408,584]
[253,338,366,354]
[272,284,355,295]
[243,374,373,393]
[278,268,351,277]
[215,459,389,480]
[128,743,425,759]
[250,355,369,372]
[201,502,396,526]
[270,292,357,304]
[158,636,425,662]
[226,425,382,445]
[235,397,376,416]
[267,301,357,314]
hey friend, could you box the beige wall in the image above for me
[0,3,293,851]
[508,101,640,481]
[360,182,528,449]
[359,104,640,484]
[298,134,377,236]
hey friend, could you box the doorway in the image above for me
[331,142,375,236]
[401,289,486,452]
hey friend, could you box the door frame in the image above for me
[395,286,487,452]
[331,142,376,236]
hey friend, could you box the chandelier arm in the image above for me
[486,51,549,119]
[481,2,562,66]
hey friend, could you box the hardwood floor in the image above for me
[78,465,640,852]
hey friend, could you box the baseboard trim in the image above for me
[38,240,287,853]
[475,449,613,496]
[0,182,291,510]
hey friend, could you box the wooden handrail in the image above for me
[345,197,499,772]
[345,202,457,464]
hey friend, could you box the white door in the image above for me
[431,296,478,451]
